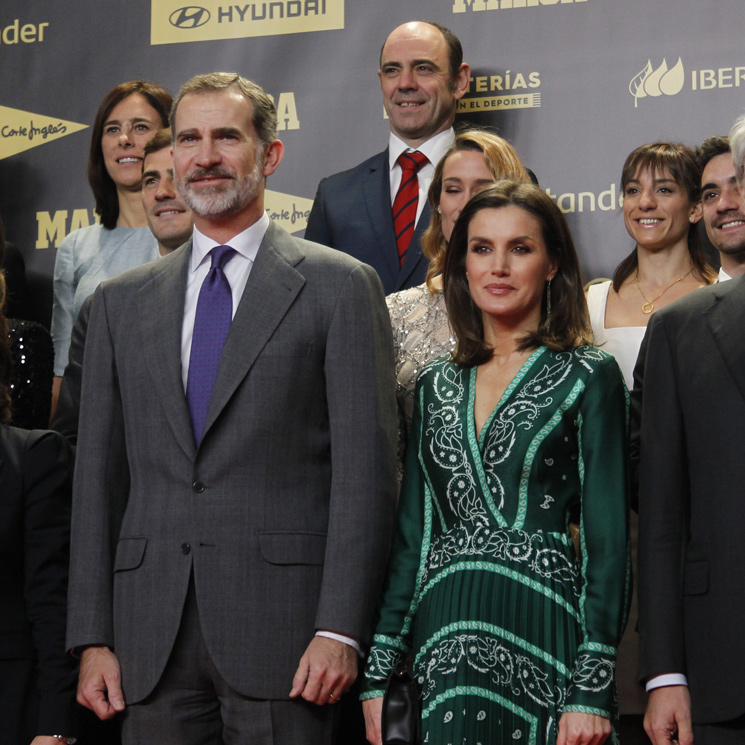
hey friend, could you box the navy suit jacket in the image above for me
[305,149,430,294]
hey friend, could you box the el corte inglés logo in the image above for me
[0,105,88,160]
[151,0,343,44]
[629,58,684,107]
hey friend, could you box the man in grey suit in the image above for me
[305,21,470,294]
[67,72,397,744]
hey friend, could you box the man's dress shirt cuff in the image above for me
[315,631,363,657]
[646,673,688,692]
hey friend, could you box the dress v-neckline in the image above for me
[465,346,547,529]
[469,346,548,449]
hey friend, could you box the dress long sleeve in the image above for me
[362,386,427,698]
[564,354,630,717]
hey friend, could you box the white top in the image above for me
[388,128,454,225]
[719,266,732,282]
[586,281,645,390]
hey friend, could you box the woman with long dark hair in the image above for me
[363,182,630,745]
[586,142,716,388]
[50,80,172,409]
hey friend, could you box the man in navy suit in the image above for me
[305,21,470,294]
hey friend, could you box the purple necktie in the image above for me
[186,245,236,445]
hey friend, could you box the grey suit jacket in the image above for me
[66,222,398,704]
[305,149,431,295]
[636,274,745,723]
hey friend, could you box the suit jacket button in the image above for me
[192,481,205,493]
[181,543,191,554]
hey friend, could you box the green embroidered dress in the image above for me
[362,346,630,745]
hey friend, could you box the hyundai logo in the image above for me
[169,6,211,29]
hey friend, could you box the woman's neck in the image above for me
[634,240,694,289]
[482,311,540,361]
[116,186,148,228]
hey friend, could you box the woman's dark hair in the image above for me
[444,181,592,367]
[88,81,172,230]
[0,272,12,423]
[422,128,530,292]
[613,142,717,291]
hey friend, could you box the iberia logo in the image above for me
[151,0,344,45]
[0,105,88,160]
[629,58,684,107]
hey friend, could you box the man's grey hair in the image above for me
[729,113,745,183]
[170,72,278,147]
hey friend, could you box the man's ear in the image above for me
[262,140,284,177]
[452,63,471,101]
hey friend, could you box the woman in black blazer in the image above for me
[0,271,78,745]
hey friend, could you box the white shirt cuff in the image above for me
[315,631,363,657]
[646,673,688,692]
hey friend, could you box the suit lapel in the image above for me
[362,150,400,285]
[706,276,745,402]
[140,243,196,460]
[200,222,305,442]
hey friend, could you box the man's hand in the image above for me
[289,636,357,705]
[644,686,693,745]
[362,696,384,745]
[77,645,125,720]
[557,712,611,745]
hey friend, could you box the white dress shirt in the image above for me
[180,213,270,391]
[388,128,455,226]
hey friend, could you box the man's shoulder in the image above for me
[273,225,375,279]
[318,149,388,189]
[655,277,743,327]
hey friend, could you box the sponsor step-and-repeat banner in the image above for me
[1,0,744,323]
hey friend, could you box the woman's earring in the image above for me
[436,205,442,214]
[546,279,552,328]
[689,215,695,223]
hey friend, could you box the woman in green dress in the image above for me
[361,181,630,745]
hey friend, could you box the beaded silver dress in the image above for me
[386,285,455,478]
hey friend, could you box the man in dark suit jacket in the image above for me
[305,21,470,294]
[636,274,745,744]
[67,72,397,745]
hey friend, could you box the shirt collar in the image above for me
[190,211,271,272]
[388,128,455,171]
[719,266,732,282]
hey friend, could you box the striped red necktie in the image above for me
[392,150,428,266]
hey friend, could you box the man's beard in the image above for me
[178,154,264,219]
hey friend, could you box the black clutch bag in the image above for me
[381,662,420,745]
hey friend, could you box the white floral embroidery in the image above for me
[418,634,566,710]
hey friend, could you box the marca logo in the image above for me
[151,0,343,45]
[458,70,542,113]
[170,6,211,27]
[453,0,586,13]
[0,105,88,161]
[629,58,684,107]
